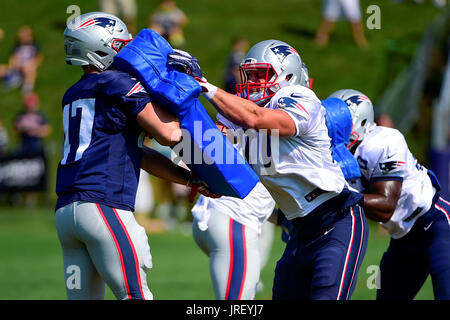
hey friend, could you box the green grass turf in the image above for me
[0,207,434,300]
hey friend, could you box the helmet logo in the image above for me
[270,45,298,63]
[345,95,371,107]
[74,17,116,34]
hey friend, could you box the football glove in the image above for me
[167,49,203,79]
[187,177,222,203]
[167,49,218,100]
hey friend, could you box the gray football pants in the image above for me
[192,209,261,300]
[55,201,153,300]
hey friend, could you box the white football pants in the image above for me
[192,209,261,300]
[55,201,153,300]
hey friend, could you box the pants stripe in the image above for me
[111,207,145,299]
[336,206,365,300]
[337,207,355,300]
[96,204,145,300]
[345,206,365,300]
[225,218,247,300]
[436,197,450,227]
[439,197,450,206]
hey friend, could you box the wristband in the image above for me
[201,82,218,100]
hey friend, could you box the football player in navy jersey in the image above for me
[55,12,216,300]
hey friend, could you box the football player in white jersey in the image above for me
[191,111,276,300]
[168,40,368,300]
[329,89,450,299]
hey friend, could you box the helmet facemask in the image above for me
[346,96,376,148]
[111,38,133,52]
[236,63,279,105]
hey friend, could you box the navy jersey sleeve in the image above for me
[100,71,152,119]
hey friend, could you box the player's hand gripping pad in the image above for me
[114,29,259,198]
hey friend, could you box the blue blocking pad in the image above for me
[322,98,361,181]
[114,29,259,198]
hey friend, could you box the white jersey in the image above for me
[221,85,346,220]
[191,114,276,234]
[257,85,346,219]
[350,126,436,239]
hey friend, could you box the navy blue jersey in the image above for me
[56,70,151,211]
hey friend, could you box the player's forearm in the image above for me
[137,102,182,147]
[141,146,191,186]
[363,193,396,223]
[209,88,260,129]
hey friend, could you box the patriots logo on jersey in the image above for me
[270,45,298,63]
[74,17,116,34]
[126,82,146,96]
[379,160,406,174]
[277,96,310,117]
[345,95,371,107]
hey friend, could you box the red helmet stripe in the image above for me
[74,19,95,30]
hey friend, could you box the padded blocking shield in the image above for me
[114,29,259,198]
[322,98,361,181]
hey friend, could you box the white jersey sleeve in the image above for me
[359,129,408,182]
[270,91,313,136]
[252,85,346,219]
[355,126,436,238]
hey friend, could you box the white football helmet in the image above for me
[328,89,376,147]
[236,39,310,106]
[64,12,132,71]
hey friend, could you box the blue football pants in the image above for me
[273,204,368,300]
[377,195,450,300]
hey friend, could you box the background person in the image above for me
[149,0,188,48]
[13,92,51,156]
[315,0,368,48]
[99,0,138,35]
[0,25,42,93]
[223,37,249,94]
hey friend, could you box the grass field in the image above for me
[0,0,444,300]
[0,206,434,300]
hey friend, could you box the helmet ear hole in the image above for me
[361,119,367,126]
[95,51,108,57]
[285,74,293,81]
